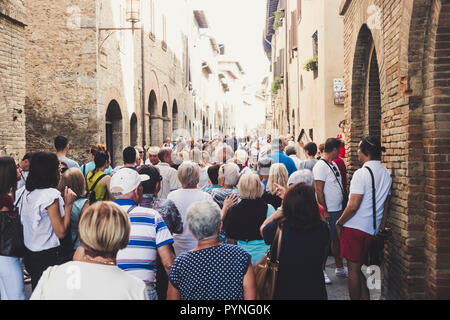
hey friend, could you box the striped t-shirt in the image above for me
[115,199,174,284]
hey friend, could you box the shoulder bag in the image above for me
[254,225,283,300]
[366,166,390,266]
[0,190,26,257]
[86,173,107,205]
[321,159,348,210]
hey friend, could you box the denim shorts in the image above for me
[329,210,343,240]
[146,283,158,300]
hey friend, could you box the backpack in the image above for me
[86,172,107,205]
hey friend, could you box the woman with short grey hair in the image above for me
[167,201,256,300]
[168,162,213,256]
[288,169,315,187]
[210,163,241,209]
[177,161,200,189]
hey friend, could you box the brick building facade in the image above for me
[340,0,450,299]
[0,0,26,161]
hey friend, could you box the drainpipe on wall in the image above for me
[141,25,147,159]
[285,6,290,135]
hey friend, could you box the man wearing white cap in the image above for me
[112,168,175,300]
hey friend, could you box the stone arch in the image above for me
[130,113,138,147]
[148,90,160,146]
[106,100,123,167]
[161,85,170,115]
[147,70,160,108]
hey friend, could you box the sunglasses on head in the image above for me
[332,166,340,177]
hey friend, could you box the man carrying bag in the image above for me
[336,136,392,300]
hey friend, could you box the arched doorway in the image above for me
[106,100,123,167]
[349,24,382,171]
[162,102,170,144]
[148,90,158,146]
[172,100,178,133]
[130,113,138,147]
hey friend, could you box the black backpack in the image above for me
[86,173,107,205]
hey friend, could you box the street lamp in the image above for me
[126,0,141,29]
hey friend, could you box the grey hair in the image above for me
[285,145,297,156]
[288,169,315,187]
[219,163,240,186]
[186,201,222,241]
[177,161,200,188]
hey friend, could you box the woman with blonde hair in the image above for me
[262,163,288,210]
[58,168,90,253]
[223,173,275,266]
[31,202,147,300]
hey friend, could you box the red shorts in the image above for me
[340,227,373,264]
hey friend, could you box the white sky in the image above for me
[188,0,270,87]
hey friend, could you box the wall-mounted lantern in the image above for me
[126,0,141,25]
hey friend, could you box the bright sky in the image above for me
[188,0,270,87]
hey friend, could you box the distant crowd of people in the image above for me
[0,122,392,300]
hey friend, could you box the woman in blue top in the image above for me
[168,200,256,300]
[223,173,275,266]
[58,168,89,252]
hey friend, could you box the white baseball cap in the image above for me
[110,168,150,197]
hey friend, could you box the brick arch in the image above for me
[347,24,382,175]
[421,0,450,299]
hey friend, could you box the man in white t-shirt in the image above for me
[336,136,391,300]
[313,138,347,284]
[110,168,175,300]
[156,148,181,199]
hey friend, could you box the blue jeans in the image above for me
[0,256,25,300]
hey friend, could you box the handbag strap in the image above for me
[321,159,345,197]
[270,225,283,263]
[365,167,377,235]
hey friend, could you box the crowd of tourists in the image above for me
[0,125,392,300]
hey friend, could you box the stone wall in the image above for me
[0,0,26,161]
[341,0,450,299]
[24,0,98,164]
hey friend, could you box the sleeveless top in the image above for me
[86,170,108,202]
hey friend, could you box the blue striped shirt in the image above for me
[115,199,174,284]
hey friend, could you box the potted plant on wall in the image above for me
[273,11,284,32]
[303,57,318,72]
[272,77,283,94]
